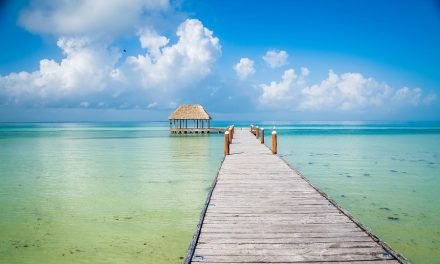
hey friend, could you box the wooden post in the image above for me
[256,126,259,139]
[224,131,230,155]
[228,127,233,144]
[231,126,234,139]
[272,130,277,154]
[260,128,264,144]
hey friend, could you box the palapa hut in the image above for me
[168,104,214,134]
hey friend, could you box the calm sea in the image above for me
[0,121,439,263]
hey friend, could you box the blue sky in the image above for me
[0,0,439,121]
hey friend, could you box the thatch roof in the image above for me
[168,104,212,120]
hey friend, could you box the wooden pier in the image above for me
[170,128,226,134]
[185,129,407,263]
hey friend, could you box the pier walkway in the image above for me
[186,129,406,264]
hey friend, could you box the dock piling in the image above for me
[260,128,264,144]
[272,130,277,154]
[224,131,230,155]
[256,126,259,139]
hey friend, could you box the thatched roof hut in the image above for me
[168,104,212,120]
[168,104,212,131]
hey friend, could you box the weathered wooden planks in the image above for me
[185,129,407,264]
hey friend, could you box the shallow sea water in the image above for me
[260,122,440,264]
[0,122,439,263]
[0,123,223,263]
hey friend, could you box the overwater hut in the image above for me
[169,104,218,134]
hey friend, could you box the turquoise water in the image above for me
[258,122,440,264]
[0,122,439,263]
[0,123,223,263]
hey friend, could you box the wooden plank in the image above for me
[198,231,370,239]
[200,226,361,234]
[194,247,388,257]
[185,129,407,264]
[191,253,393,263]
[198,237,376,244]
[203,218,353,224]
[197,261,401,264]
[195,241,381,249]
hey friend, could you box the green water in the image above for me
[1,122,439,263]
[0,123,223,263]
[261,122,440,264]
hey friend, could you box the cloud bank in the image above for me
[0,17,221,108]
[259,68,436,112]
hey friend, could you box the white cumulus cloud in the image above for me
[19,0,169,37]
[233,58,255,80]
[259,68,436,112]
[122,19,221,91]
[300,70,391,110]
[0,37,119,105]
[0,19,221,108]
[138,28,170,61]
[262,50,288,68]
[259,68,308,106]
